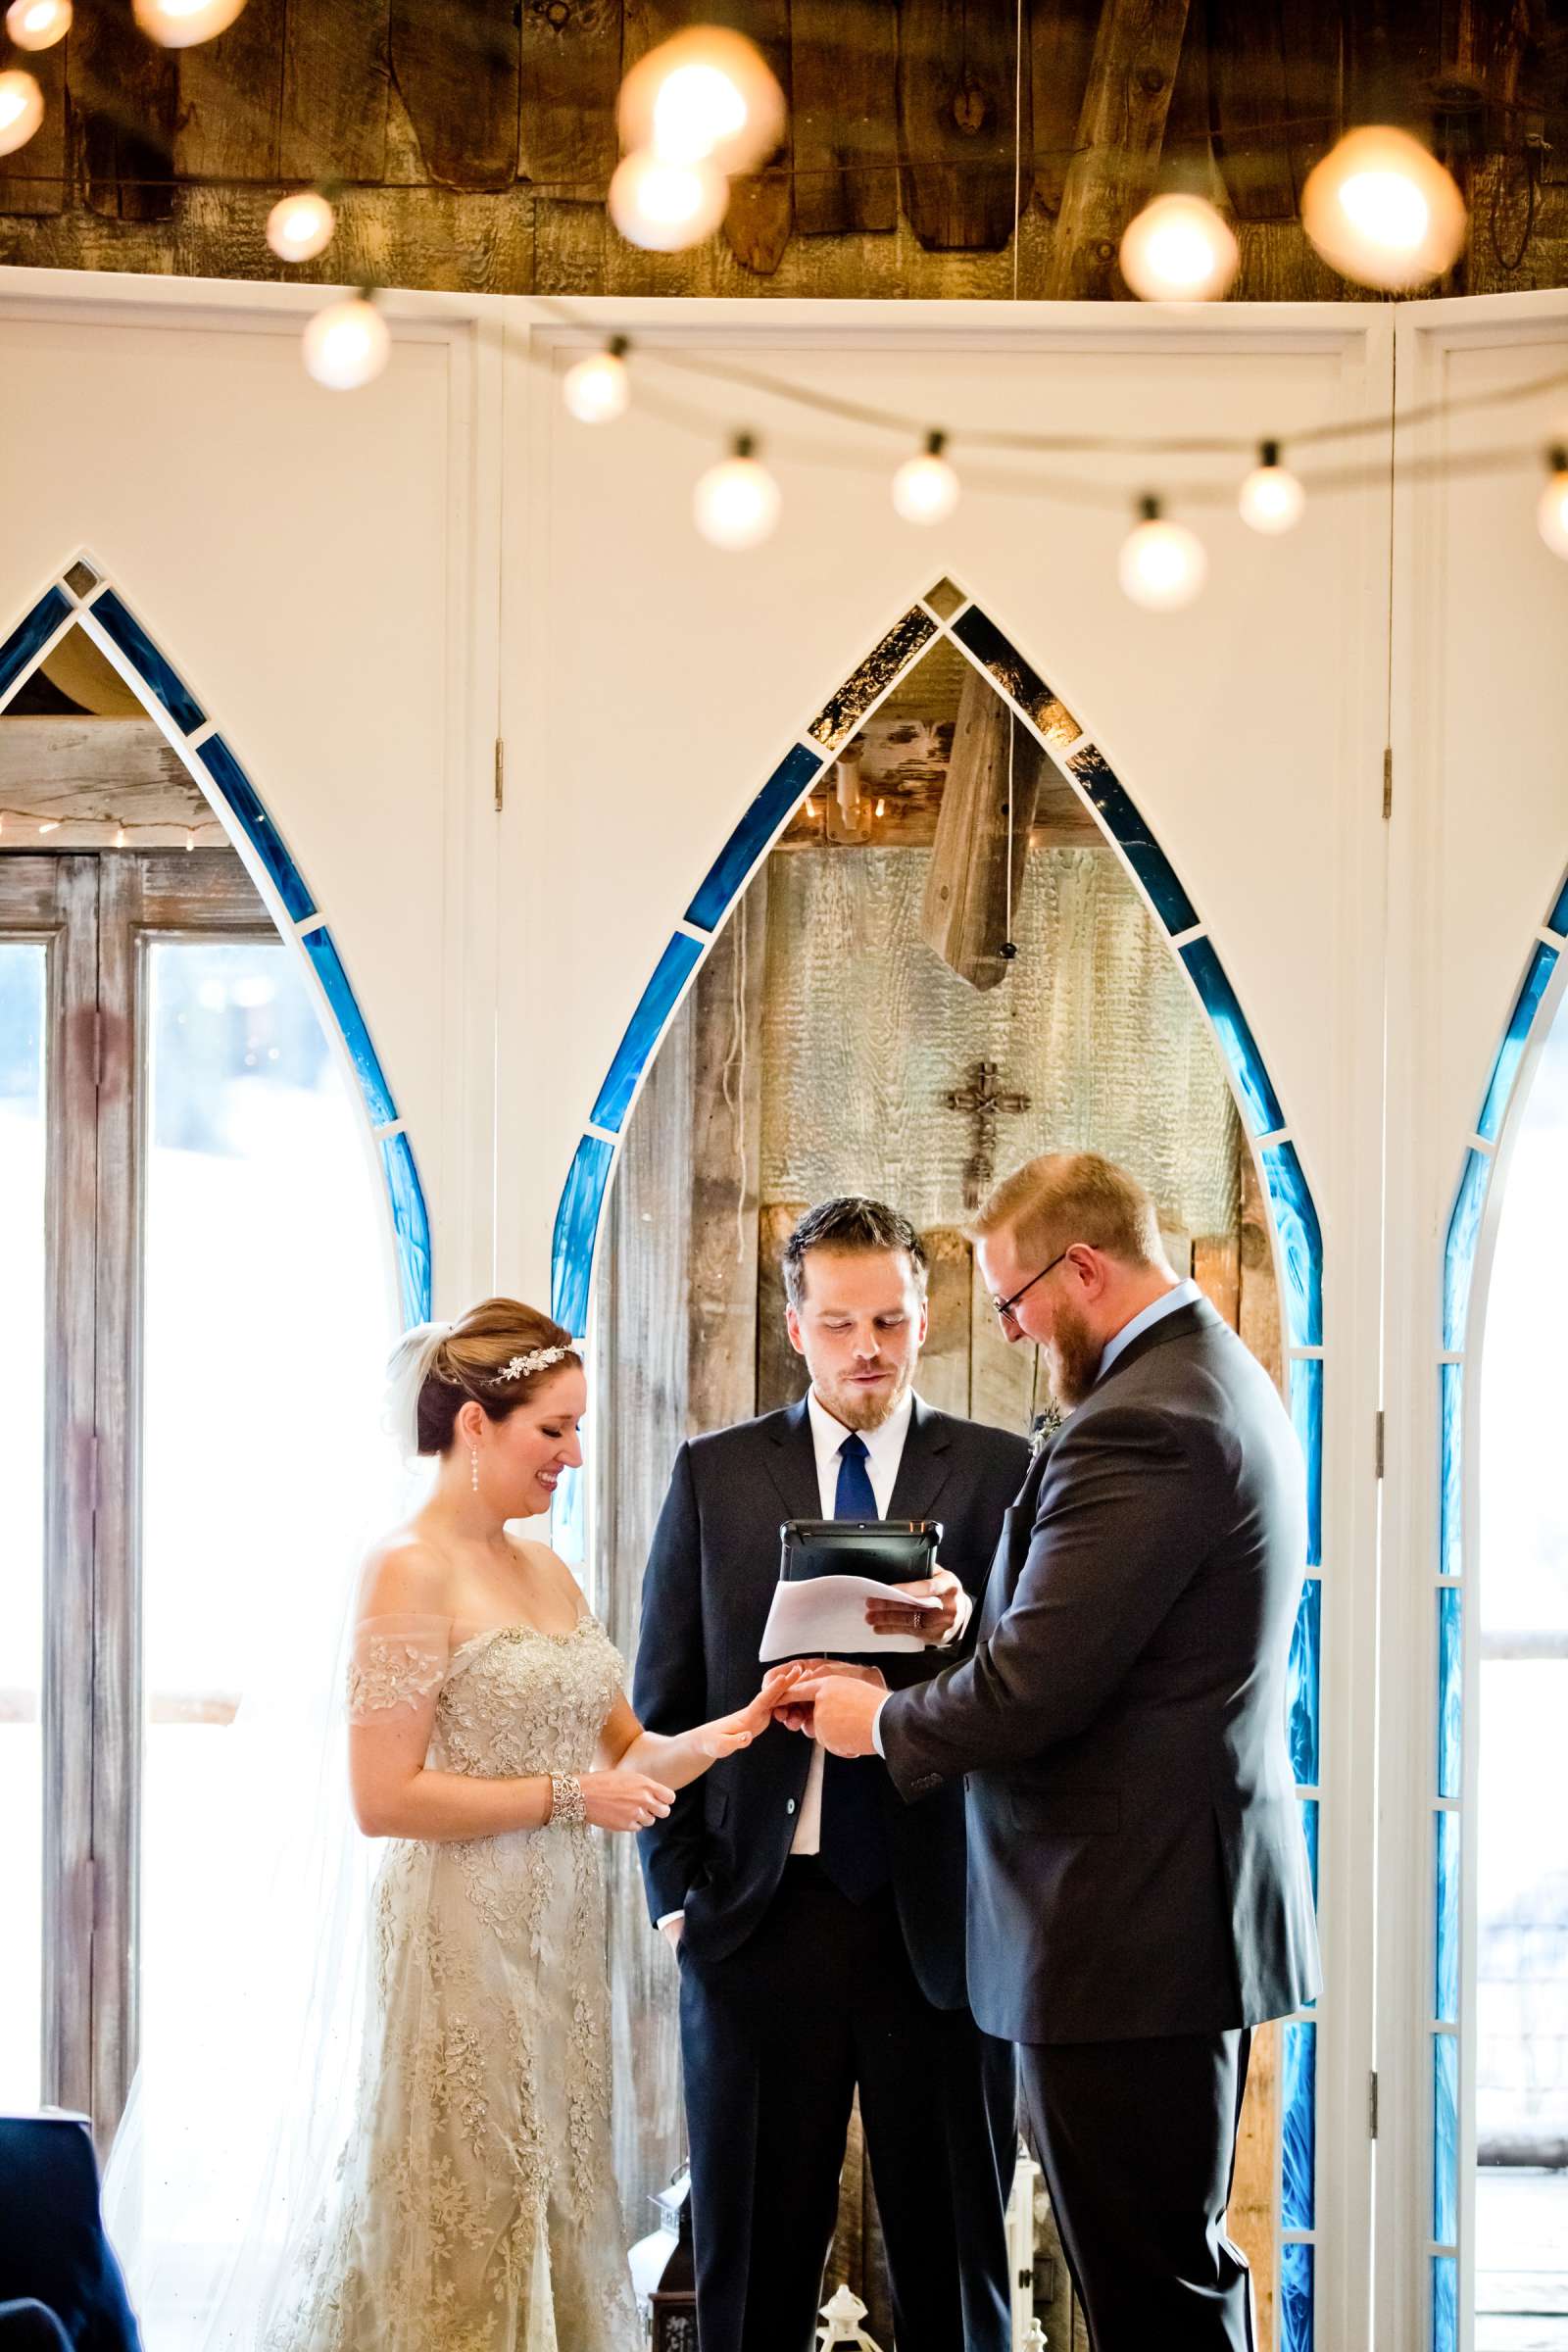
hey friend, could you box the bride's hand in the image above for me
[695,1664,804,1760]
[578,1769,677,1834]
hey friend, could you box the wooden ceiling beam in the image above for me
[1045,0,1194,300]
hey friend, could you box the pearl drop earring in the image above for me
[469,1445,479,1494]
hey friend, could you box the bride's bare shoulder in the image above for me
[355,1529,454,1621]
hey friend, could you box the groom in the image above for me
[633,1197,1029,2352]
[801,1152,1321,2350]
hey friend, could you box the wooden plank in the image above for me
[757,1200,808,1415]
[1346,0,1445,135]
[391,0,519,191]
[0,719,200,808]
[174,0,285,182]
[0,36,65,217]
[791,0,897,235]
[1193,1228,1243,1329]
[1226,2017,1281,2352]
[719,0,792,276]
[970,1254,1037,1437]
[1031,0,1102,216]
[517,0,621,198]
[1206,0,1300,221]
[68,0,178,222]
[1045,0,1193,300]
[687,873,766,1436]
[919,662,1042,992]
[897,0,1027,251]
[279,0,390,185]
[916,1226,972,1417]
[1239,1143,1284,1397]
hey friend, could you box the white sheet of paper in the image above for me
[758,1574,940,1662]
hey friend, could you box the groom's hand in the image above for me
[863,1563,963,1643]
[788,1669,886,1757]
[772,1659,884,1736]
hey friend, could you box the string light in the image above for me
[5,0,71,50]
[694,434,780,551]
[0,69,44,158]
[267,189,336,264]
[185,828,196,851]
[608,149,728,252]
[1536,445,1568,560]
[1118,496,1207,612]
[132,0,247,46]
[892,430,960,525]
[114,824,126,847]
[563,337,630,424]
[37,818,60,834]
[618,26,785,176]
[1302,125,1466,290]
[805,796,817,819]
[1119,192,1239,303]
[1238,440,1305,534]
[302,293,389,391]
[874,798,886,817]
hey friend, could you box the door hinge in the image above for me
[1369,2070,1380,2138]
[1375,1409,1386,1479]
[1382,746,1394,819]
[494,737,505,814]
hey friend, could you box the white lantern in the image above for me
[694,436,780,551]
[1238,441,1305,535]
[0,69,44,158]
[1301,124,1466,290]
[1119,192,1239,303]
[618,25,785,175]
[5,0,71,52]
[267,190,337,264]
[892,432,960,525]
[302,295,390,392]
[1118,498,1207,612]
[608,148,728,253]
[132,0,248,45]
[563,341,630,424]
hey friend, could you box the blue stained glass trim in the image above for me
[1438,1589,1462,1802]
[301,929,397,1129]
[1436,1809,1460,2023]
[589,932,705,1134]
[91,589,206,737]
[686,744,825,933]
[1441,1362,1463,1582]
[1433,2031,1459,2242]
[1546,873,1568,938]
[380,1131,431,1327]
[1261,1143,1324,1348]
[1478,940,1558,1142]
[198,736,317,926]
[1280,2241,1313,2352]
[1300,1795,1320,1906]
[1432,2255,1458,2352]
[0,587,71,705]
[1067,749,1199,935]
[1288,1578,1321,1789]
[1443,1149,1490,1351]
[1178,938,1286,1138]
[1282,2020,1316,2230]
[552,1135,615,1336]
[1290,1356,1323,1570]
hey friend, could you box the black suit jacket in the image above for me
[0,2116,142,2352]
[633,1395,1031,2011]
[879,1298,1322,2045]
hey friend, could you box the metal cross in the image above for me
[943,1058,1031,1209]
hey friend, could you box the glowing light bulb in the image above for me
[133,0,247,44]
[694,436,779,551]
[608,148,728,252]
[1118,498,1207,612]
[302,294,390,391]
[267,189,336,264]
[185,828,196,851]
[1537,447,1568,560]
[874,798,886,817]
[618,26,785,175]
[114,825,126,847]
[37,818,60,834]
[1119,193,1239,303]
[805,796,817,819]
[0,69,44,157]
[1302,126,1466,290]
[563,339,630,424]
[6,0,71,51]
[892,431,959,525]
[1238,442,1305,535]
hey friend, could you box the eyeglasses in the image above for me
[991,1248,1073,1332]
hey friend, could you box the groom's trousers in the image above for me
[1017,2026,1255,2352]
[677,1857,1015,2352]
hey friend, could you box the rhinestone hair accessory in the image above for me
[497,1342,582,1384]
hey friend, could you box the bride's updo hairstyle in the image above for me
[387,1298,583,1458]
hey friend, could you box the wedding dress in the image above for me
[263,1609,642,2352]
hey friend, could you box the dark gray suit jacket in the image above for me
[633,1394,1030,2010]
[878,1297,1321,2045]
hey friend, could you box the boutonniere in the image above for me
[1028,1403,1064,1460]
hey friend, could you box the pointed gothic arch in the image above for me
[0,559,431,1327]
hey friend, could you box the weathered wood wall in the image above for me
[4,0,1568,301]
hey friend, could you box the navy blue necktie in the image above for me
[817,1431,892,1904]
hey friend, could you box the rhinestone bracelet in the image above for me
[549,1772,586,1829]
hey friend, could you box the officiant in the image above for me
[633,1196,1028,2352]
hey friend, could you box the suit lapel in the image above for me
[762,1395,823,1523]
[885,1396,954,1523]
[978,1436,1054,1636]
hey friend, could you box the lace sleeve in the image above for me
[345,1613,452,1722]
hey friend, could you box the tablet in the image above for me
[779,1518,942,1587]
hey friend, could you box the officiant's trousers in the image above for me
[1017,2026,1255,2352]
[677,1857,1015,2352]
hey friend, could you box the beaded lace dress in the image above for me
[264,1610,641,2352]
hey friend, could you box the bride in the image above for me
[264,1297,796,2352]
